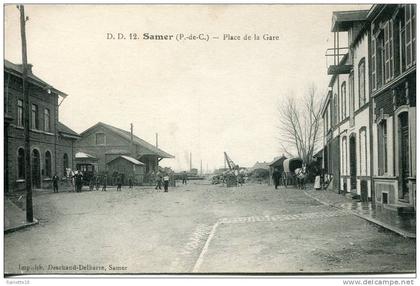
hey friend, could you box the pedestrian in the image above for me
[75,171,83,192]
[182,171,188,185]
[163,173,170,192]
[272,167,282,190]
[95,175,100,191]
[128,176,133,189]
[52,173,59,193]
[116,174,122,191]
[155,171,162,190]
[89,175,95,191]
[101,174,107,191]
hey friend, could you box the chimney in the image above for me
[20,63,33,74]
[190,152,192,171]
[129,123,134,155]
[155,133,158,148]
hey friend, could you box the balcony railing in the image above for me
[325,47,352,75]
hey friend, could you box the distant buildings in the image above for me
[74,122,174,185]
[321,4,416,212]
[4,60,79,192]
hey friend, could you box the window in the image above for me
[358,59,366,107]
[333,94,337,126]
[17,99,23,127]
[63,153,69,177]
[17,148,25,179]
[359,128,367,176]
[371,37,377,90]
[384,20,394,82]
[96,133,106,145]
[405,4,416,68]
[342,137,347,174]
[44,108,51,132]
[31,104,39,129]
[45,151,52,178]
[341,82,346,119]
[378,120,388,175]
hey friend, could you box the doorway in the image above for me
[32,149,41,188]
[399,112,410,202]
[349,135,357,191]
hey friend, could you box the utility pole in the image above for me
[19,5,33,222]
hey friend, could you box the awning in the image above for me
[75,152,96,159]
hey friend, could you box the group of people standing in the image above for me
[154,171,171,192]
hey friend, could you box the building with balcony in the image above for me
[369,4,416,212]
[322,9,372,200]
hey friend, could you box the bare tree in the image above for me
[278,84,324,164]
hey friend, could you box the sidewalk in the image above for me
[4,198,38,233]
[304,189,416,238]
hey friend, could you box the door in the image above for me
[349,135,357,190]
[32,149,41,188]
[399,112,410,202]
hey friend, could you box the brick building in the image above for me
[321,4,416,213]
[74,122,174,185]
[369,4,416,211]
[4,60,79,192]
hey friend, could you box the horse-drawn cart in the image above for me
[282,158,304,188]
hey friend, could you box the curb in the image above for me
[4,218,39,234]
[303,190,416,239]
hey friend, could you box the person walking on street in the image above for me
[75,171,83,192]
[52,173,59,193]
[95,175,100,191]
[116,174,122,191]
[128,176,133,189]
[101,174,107,191]
[163,173,170,192]
[182,171,188,184]
[155,171,163,190]
[272,167,282,190]
[89,176,95,191]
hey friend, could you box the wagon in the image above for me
[282,158,303,187]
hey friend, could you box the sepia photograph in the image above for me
[2,2,417,283]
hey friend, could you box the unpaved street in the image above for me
[5,182,415,274]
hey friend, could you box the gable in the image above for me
[75,124,130,148]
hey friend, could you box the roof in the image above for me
[331,10,370,32]
[269,155,287,167]
[4,60,68,98]
[249,161,270,171]
[75,152,96,159]
[108,155,144,166]
[57,122,79,138]
[80,122,174,159]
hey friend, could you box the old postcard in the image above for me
[3,3,416,283]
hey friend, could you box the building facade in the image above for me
[4,60,79,192]
[369,4,416,211]
[74,122,174,185]
[322,4,416,212]
[323,9,372,200]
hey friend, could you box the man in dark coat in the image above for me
[272,168,282,190]
[75,171,83,192]
[52,173,59,193]
[116,174,122,191]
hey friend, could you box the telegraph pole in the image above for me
[19,5,33,222]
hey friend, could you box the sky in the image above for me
[4,4,371,172]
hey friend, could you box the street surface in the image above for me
[4,181,415,274]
